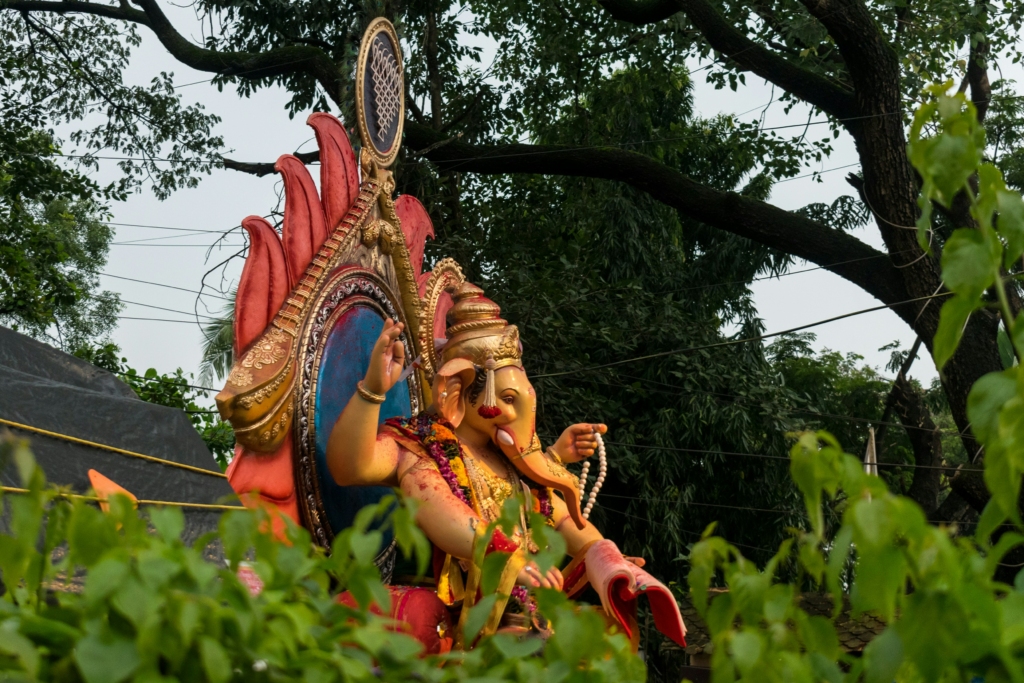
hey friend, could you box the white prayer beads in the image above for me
[578,432,607,520]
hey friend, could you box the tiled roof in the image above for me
[667,589,887,657]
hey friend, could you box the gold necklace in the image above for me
[464,449,517,516]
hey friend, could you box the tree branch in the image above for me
[402,124,909,308]
[222,150,318,177]
[596,0,858,120]
[223,129,909,312]
[5,0,343,105]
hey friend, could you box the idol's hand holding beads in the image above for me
[550,422,607,463]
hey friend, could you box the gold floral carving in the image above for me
[257,402,293,446]
[497,327,520,362]
[227,366,253,388]
[238,358,293,409]
[362,220,381,247]
[545,453,579,490]
[241,327,288,370]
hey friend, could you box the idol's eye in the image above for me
[501,395,515,405]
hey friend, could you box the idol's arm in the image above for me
[398,456,482,560]
[397,453,563,589]
[551,490,604,556]
[326,319,406,487]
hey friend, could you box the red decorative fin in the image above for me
[395,194,435,283]
[308,112,359,231]
[236,216,289,354]
[226,441,299,525]
[276,154,328,287]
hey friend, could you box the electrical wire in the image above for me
[533,290,950,379]
[562,372,965,437]
[600,438,965,473]
[110,242,246,247]
[97,271,233,301]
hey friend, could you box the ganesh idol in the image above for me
[326,281,687,646]
[214,17,685,655]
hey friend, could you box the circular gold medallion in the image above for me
[355,18,404,168]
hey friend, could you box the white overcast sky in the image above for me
[77,4,967,394]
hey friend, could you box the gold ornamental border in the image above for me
[416,257,466,382]
[355,17,404,169]
[293,267,419,549]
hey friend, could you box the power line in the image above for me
[110,242,246,247]
[111,230,240,245]
[775,162,861,184]
[600,492,803,516]
[103,221,231,234]
[19,93,1024,170]
[98,272,233,301]
[570,372,965,437]
[601,438,964,473]
[533,290,948,379]
[118,315,210,324]
[117,298,223,321]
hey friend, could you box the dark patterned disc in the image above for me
[357,20,404,166]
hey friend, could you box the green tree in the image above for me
[0,123,122,350]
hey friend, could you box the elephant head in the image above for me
[432,283,588,530]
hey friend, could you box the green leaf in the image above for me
[199,637,232,683]
[799,616,839,659]
[729,631,763,673]
[967,369,1018,445]
[491,633,543,659]
[481,551,512,596]
[148,506,185,543]
[462,594,498,645]
[975,499,1008,546]
[862,628,903,683]
[75,635,140,683]
[940,228,999,298]
[348,531,383,566]
[69,504,118,568]
[111,575,157,627]
[83,558,129,605]
[0,620,40,678]
[933,294,981,370]
[997,189,1024,267]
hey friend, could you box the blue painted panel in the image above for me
[314,305,412,537]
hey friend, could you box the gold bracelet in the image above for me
[356,380,386,404]
[546,447,563,465]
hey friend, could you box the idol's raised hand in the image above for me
[363,319,406,395]
[550,423,607,463]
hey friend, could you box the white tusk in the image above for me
[495,429,515,446]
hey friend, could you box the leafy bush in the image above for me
[0,438,643,683]
[685,85,1024,683]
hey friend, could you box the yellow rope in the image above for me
[0,417,228,479]
[0,486,245,511]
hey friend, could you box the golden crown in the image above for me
[441,282,522,371]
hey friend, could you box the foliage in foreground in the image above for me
[686,85,1024,683]
[0,440,643,683]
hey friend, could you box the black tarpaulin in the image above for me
[0,326,237,546]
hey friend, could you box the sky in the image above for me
[82,5,941,398]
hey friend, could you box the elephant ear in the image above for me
[434,358,475,427]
